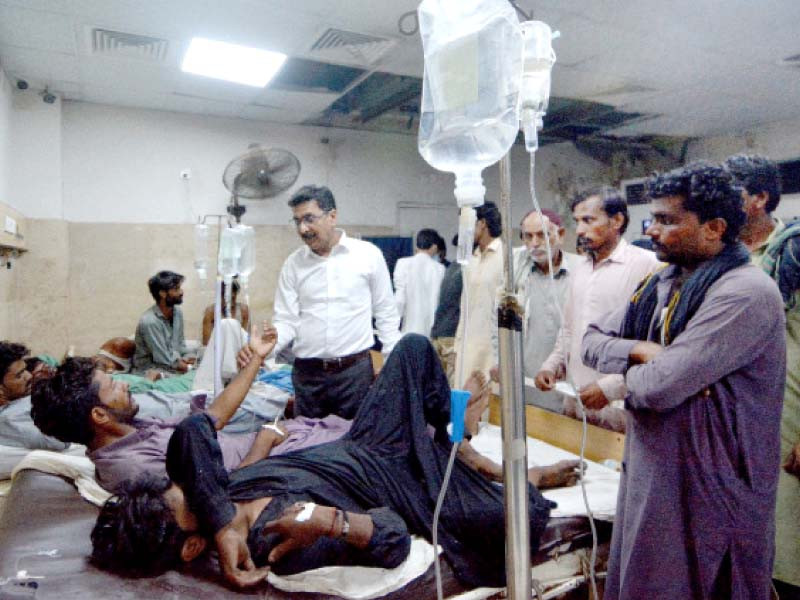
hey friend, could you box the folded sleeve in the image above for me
[165,413,236,535]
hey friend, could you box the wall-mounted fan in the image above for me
[222,144,301,221]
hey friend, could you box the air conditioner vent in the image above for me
[90,28,169,62]
[309,28,395,67]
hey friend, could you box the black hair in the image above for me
[724,154,782,213]
[147,271,184,303]
[24,356,42,372]
[475,201,502,237]
[220,277,240,299]
[451,234,458,247]
[91,475,187,576]
[0,341,29,380]
[287,185,336,212]
[31,357,101,445]
[416,228,440,250]
[570,186,630,235]
[646,161,745,244]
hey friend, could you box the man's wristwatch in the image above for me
[339,510,350,540]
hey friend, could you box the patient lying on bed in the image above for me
[90,334,582,590]
[0,341,68,451]
[31,325,348,493]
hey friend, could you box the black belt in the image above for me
[294,349,371,373]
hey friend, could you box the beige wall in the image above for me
[0,256,13,340]
[6,219,392,357]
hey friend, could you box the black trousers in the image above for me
[292,352,374,419]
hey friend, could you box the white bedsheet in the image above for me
[469,423,620,520]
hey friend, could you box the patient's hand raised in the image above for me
[238,322,277,369]
[249,321,277,359]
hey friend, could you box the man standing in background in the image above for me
[454,201,504,383]
[266,185,400,420]
[726,154,800,600]
[431,234,462,383]
[582,162,784,599]
[393,228,445,337]
[512,209,577,412]
[536,188,659,432]
[133,271,195,375]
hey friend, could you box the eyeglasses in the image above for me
[290,211,329,228]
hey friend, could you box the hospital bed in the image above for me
[0,396,621,599]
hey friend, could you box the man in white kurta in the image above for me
[454,202,504,385]
[394,229,445,337]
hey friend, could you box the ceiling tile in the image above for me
[0,4,78,53]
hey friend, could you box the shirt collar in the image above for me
[475,237,502,258]
[604,238,629,264]
[302,228,350,259]
[753,217,784,255]
[151,304,169,322]
[530,251,570,278]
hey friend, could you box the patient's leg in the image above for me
[347,334,452,449]
[528,460,583,488]
[463,370,488,437]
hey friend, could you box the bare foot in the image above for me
[463,370,489,437]
[528,460,584,489]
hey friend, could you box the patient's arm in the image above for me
[206,322,276,430]
[215,507,269,588]
[235,424,288,469]
[262,503,410,573]
[264,503,373,562]
[201,306,214,346]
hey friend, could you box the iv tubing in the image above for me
[528,150,599,599]
[433,248,472,600]
[432,441,460,600]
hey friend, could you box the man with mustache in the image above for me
[0,341,67,450]
[133,270,196,375]
[535,187,659,432]
[581,162,785,599]
[510,209,578,412]
[262,185,400,419]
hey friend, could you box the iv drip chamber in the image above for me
[519,20,557,152]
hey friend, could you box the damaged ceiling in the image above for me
[0,0,798,160]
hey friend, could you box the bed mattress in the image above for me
[0,470,610,599]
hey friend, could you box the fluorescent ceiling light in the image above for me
[181,37,287,87]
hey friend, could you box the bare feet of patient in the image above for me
[528,460,585,489]
[463,371,489,437]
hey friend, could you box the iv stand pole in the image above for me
[497,153,531,600]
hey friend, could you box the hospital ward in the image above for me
[1,1,800,599]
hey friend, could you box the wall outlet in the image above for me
[4,216,17,235]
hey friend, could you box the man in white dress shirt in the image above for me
[393,228,445,337]
[270,185,401,419]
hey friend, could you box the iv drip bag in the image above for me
[417,0,523,263]
[520,21,557,152]
[193,223,212,280]
[236,225,256,288]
